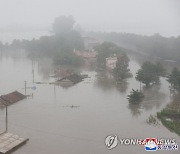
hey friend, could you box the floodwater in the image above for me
[0,52,179,154]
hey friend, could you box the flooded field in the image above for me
[0,53,179,154]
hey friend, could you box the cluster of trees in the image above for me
[26,16,84,66]
[0,40,25,51]
[136,62,165,87]
[87,32,180,61]
[127,89,144,104]
[128,61,180,104]
[0,16,85,66]
[113,54,132,81]
[128,61,165,104]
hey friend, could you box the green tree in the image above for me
[113,54,131,81]
[136,62,165,87]
[154,62,165,77]
[25,16,84,65]
[127,89,144,104]
[167,67,180,92]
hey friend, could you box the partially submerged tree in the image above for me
[136,62,165,87]
[127,89,144,104]
[113,54,132,81]
[167,67,180,93]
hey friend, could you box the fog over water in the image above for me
[0,0,180,153]
[0,0,179,36]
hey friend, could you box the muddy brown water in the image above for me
[0,54,179,154]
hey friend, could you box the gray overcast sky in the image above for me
[0,0,179,36]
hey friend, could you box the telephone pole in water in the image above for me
[24,81,27,96]
[5,103,8,132]
[1,98,8,132]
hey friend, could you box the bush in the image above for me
[127,89,144,104]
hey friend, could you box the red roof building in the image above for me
[0,91,26,107]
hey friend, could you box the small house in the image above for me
[55,74,83,87]
[106,56,117,70]
[73,50,97,59]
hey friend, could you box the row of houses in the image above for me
[73,49,97,66]
[76,37,119,70]
[74,49,118,70]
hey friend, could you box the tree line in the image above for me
[0,16,84,66]
[87,32,180,62]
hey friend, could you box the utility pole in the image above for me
[1,98,8,132]
[5,102,8,132]
[54,84,56,99]
[23,81,36,98]
[32,60,35,83]
[24,81,27,96]
[140,81,142,92]
[32,70,34,83]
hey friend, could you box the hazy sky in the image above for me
[0,0,179,36]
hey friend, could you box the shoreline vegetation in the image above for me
[157,95,180,136]
[157,108,180,136]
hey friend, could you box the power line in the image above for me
[8,122,102,144]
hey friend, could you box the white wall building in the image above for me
[106,56,117,69]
